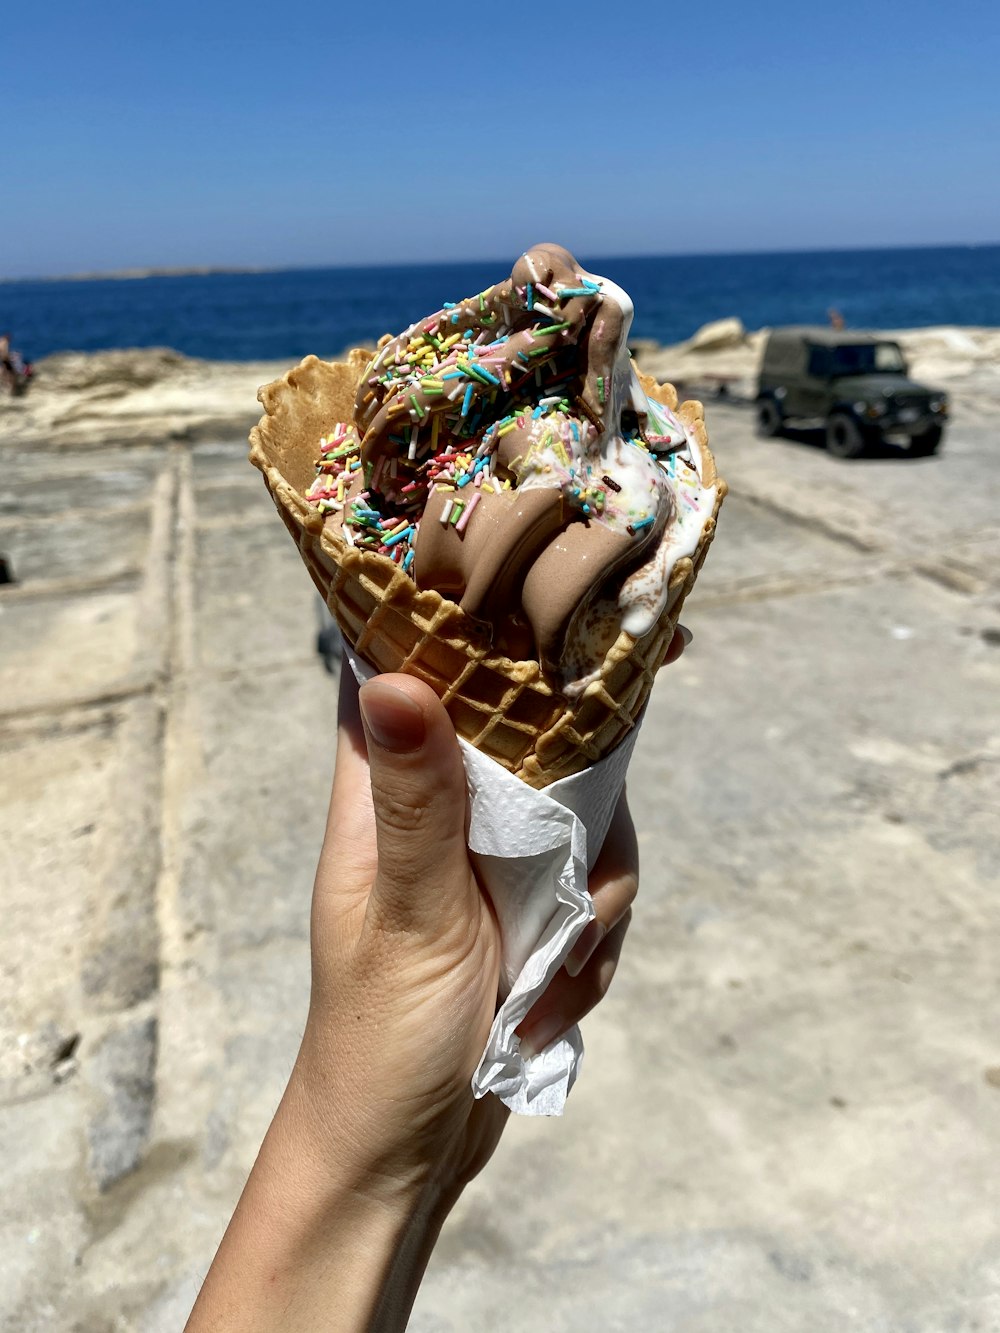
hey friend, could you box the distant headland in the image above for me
[0,265,275,284]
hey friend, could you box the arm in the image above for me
[187,668,504,1331]
[188,630,687,1331]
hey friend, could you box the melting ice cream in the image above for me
[306,243,719,685]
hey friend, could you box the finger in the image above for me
[357,674,473,931]
[518,910,632,1058]
[565,789,638,977]
[661,623,692,668]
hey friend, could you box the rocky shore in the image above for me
[2,323,999,1330]
[2,323,998,450]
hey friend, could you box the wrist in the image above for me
[288,1005,486,1212]
[279,1057,449,1216]
[284,1027,449,1211]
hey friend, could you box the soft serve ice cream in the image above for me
[305,243,719,688]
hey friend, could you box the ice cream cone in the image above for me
[250,351,725,789]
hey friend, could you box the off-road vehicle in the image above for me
[756,328,948,458]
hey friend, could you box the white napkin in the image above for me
[345,647,639,1116]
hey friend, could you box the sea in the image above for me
[3,244,999,364]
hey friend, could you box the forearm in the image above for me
[186,1073,448,1333]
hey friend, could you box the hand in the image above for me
[187,668,507,1333]
[188,624,689,1332]
[301,621,689,1191]
[297,665,508,1205]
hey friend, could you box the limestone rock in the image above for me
[36,348,190,393]
[687,317,746,353]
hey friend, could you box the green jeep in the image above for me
[756,327,948,458]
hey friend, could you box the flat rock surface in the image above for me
[0,347,367,450]
[1,381,999,1331]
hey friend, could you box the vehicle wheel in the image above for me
[825,412,867,459]
[756,398,784,438]
[909,425,943,457]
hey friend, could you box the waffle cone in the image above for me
[250,351,725,789]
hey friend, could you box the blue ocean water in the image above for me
[3,245,999,363]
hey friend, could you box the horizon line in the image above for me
[3,238,999,285]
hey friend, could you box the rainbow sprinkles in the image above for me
[305,252,713,612]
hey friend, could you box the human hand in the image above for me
[297,622,691,1196]
[188,624,688,1332]
[294,664,508,1207]
[187,667,507,1333]
[293,623,693,1199]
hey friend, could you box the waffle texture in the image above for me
[249,351,725,789]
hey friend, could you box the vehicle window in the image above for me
[807,345,830,376]
[874,343,906,373]
[827,343,906,375]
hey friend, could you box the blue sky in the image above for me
[3,0,998,277]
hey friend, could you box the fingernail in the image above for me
[565,920,606,977]
[679,625,693,647]
[520,1014,565,1061]
[358,682,425,753]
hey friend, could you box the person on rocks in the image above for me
[0,332,33,396]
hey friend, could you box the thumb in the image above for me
[357,675,472,929]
